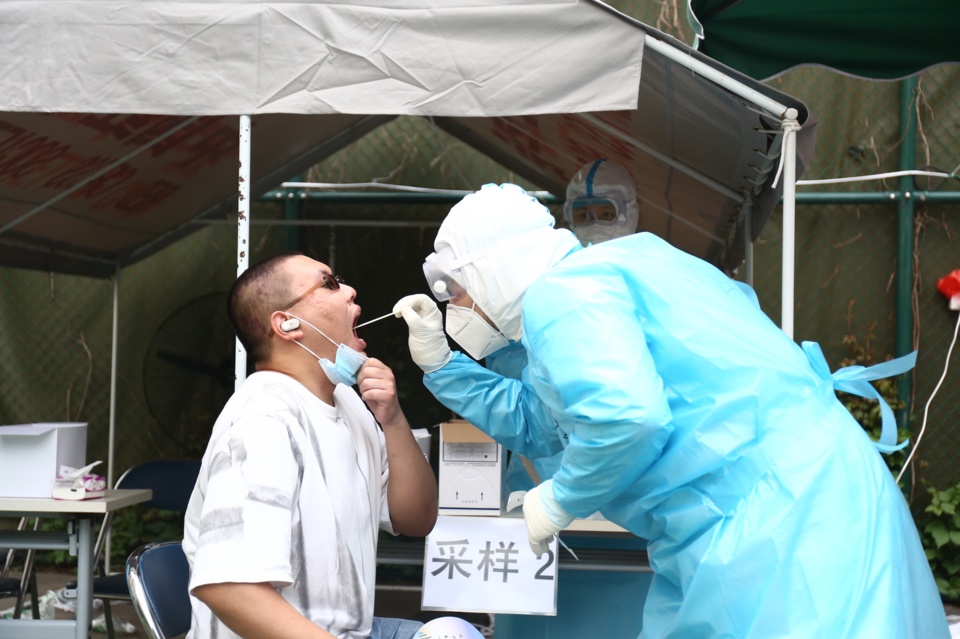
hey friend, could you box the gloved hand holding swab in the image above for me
[391,294,453,372]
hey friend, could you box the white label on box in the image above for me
[422,515,558,616]
[443,441,499,463]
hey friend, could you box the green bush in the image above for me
[106,505,185,565]
[35,506,184,570]
[922,483,960,602]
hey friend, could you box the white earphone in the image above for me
[280,318,300,332]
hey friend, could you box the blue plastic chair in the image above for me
[126,541,191,639]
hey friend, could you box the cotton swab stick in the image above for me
[355,312,396,329]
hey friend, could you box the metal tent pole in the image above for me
[104,263,120,573]
[235,115,251,391]
[107,266,119,488]
[780,112,801,339]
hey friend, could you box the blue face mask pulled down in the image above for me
[319,343,369,386]
[284,313,368,386]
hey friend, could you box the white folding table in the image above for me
[0,489,152,639]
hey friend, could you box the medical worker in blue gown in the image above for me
[393,183,948,638]
[496,158,643,492]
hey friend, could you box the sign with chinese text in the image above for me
[422,515,558,616]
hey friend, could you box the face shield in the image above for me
[422,245,467,302]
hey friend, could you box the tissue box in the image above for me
[439,420,504,516]
[0,423,88,498]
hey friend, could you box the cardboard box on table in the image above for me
[429,420,566,616]
[0,422,88,498]
[438,419,505,516]
[428,421,635,622]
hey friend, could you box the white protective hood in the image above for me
[435,183,581,340]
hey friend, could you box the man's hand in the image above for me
[522,480,574,557]
[357,355,439,537]
[392,294,452,373]
[356,358,403,427]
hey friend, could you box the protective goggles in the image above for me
[422,246,467,302]
[563,194,626,227]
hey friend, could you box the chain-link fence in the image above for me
[750,66,960,496]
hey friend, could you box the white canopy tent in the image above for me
[0,1,814,483]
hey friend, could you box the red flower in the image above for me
[936,269,960,299]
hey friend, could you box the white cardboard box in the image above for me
[0,422,88,498]
[438,420,504,516]
[412,428,432,461]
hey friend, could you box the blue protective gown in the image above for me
[425,232,947,638]
[485,343,563,492]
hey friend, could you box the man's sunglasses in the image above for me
[279,273,345,311]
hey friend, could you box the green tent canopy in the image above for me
[688,0,960,80]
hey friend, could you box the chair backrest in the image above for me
[126,541,191,639]
[115,460,202,512]
[91,460,202,570]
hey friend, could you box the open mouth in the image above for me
[351,311,367,351]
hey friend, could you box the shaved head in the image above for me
[228,252,301,362]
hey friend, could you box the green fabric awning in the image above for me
[688,0,960,80]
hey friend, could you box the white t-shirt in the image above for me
[182,371,393,639]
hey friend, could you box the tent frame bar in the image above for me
[643,34,796,120]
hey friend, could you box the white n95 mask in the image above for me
[284,313,368,386]
[574,222,631,246]
[445,303,509,360]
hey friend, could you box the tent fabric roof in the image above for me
[2,1,642,116]
[0,1,815,278]
[688,0,960,81]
